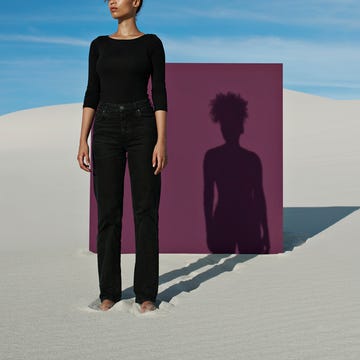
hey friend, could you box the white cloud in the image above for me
[0,34,89,46]
[161,35,360,94]
[155,0,360,29]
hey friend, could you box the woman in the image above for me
[77,0,168,313]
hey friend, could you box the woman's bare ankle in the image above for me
[140,300,156,313]
[99,299,115,311]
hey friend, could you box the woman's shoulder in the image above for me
[89,35,111,48]
[146,33,163,41]
[145,34,165,48]
[87,35,103,47]
[93,35,107,42]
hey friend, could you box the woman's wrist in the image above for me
[157,135,166,143]
[79,138,88,146]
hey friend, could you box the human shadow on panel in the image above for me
[203,91,270,254]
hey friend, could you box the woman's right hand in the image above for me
[78,107,96,172]
[77,141,91,172]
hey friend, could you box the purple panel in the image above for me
[90,63,283,254]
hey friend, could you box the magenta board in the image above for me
[89,63,283,254]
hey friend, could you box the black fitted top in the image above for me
[83,33,167,111]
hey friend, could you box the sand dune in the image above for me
[0,89,359,359]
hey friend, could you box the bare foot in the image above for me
[140,300,156,313]
[99,299,115,311]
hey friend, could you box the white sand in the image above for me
[0,89,359,359]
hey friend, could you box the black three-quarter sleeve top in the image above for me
[82,33,168,112]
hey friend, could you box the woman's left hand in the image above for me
[152,140,168,175]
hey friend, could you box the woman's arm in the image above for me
[77,107,95,172]
[150,35,168,174]
[150,34,167,112]
[78,38,100,172]
[153,109,167,175]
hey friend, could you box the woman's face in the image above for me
[106,0,139,19]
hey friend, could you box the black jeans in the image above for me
[91,97,160,305]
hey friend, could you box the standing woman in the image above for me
[77,0,168,312]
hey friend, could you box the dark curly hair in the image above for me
[103,0,143,15]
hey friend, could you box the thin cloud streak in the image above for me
[286,80,360,89]
[173,7,360,29]
[161,35,360,95]
[0,34,89,46]
[0,15,106,23]
[0,59,82,66]
[153,0,360,29]
[163,35,360,62]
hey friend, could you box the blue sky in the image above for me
[1,0,360,115]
